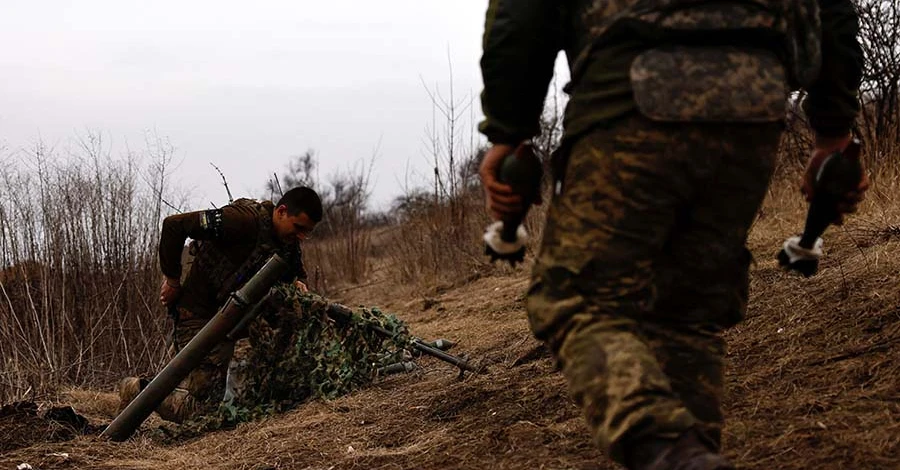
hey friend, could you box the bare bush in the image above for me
[265,150,318,201]
[267,150,378,292]
[0,132,179,404]
[374,69,567,289]
[857,0,900,150]
[774,2,900,183]
[311,159,376,286]
[374,66,490,286]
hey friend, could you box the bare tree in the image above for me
[266,150,319,200]
[0,131,180,403]
[263,147,379,289]
[856,0,900,152]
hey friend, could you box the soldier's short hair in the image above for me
[277,187,323,222]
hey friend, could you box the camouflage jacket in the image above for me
[479,0,863,144]
[159,199,307,319]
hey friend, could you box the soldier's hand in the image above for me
[294,280,309,292]
[802,134,869,225]
[159,277,181,306]
[479,144,522,220]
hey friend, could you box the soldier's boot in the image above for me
[117,376,149,412]
[626,427,734,470]
[117,377,196,424]
[155,387,197,424]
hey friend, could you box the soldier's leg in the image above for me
[223,338,252,404]
[648,122,781,448]
[640,324,726,449]
[528,115,715,463]
[155,316,235,422]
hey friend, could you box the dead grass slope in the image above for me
[723,195,900,469]
[2,189,898,470]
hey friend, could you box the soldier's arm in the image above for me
[802,0,864,140]
[158,206,258,280]
[479,0,563,144]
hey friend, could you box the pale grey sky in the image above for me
[0,1,568,210]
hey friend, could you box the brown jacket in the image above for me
[159,200,306,319]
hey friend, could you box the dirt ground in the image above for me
[1,202,898,469]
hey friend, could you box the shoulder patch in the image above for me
[199,209,225,239]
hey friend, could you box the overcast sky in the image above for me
[0,1,568,211]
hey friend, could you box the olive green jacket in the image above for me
[479,0,863,144]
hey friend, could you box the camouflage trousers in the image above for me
[158,315,237,423]
[527,114,782,463]
[159,315,267,422]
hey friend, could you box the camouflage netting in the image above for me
[159,286,412,439]
[238,287,411,407]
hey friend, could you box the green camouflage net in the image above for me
[156,286,411,439]
[239,287,411,406]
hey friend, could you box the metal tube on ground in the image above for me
[410,339,485,374]
[102,254,289,441]
[325,302,485,374]
[377,361,418,375]
[226,293,272,341]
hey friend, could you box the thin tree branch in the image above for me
[210,162,234,203]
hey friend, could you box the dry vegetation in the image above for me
[2,1,900,468]
[0,133,183,404]
[1,187,898,469]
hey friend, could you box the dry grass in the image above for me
[0,134,182,404]
[723,204,900,469]
[2,158,899,468]
[3,68,899,467]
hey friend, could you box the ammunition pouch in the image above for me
[630,46,788,123]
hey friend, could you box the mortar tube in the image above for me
[102,254,289,441]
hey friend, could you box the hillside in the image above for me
[1,188,898,470]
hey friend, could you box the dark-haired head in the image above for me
[272,187,322,244]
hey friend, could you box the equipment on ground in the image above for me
[102,254,289,441]
[778,138,863,277]
[104,255,483,441]
[323,300,485,375]
[483,141,544,266]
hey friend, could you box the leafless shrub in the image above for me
[370,70,566,289]
[775,1,900,185]
[0,131,180,404]
[267,149,378,292]
[857,0,900,150]
[265,150,318,201]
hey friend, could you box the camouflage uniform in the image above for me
[528,114,782,459]
[121,199,308,423]
[479,0,862,466]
